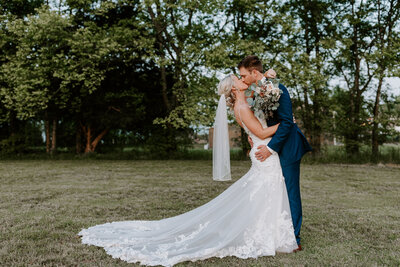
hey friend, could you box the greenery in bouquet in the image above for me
[247,78,282,120]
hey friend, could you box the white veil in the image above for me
[212,94,231,181]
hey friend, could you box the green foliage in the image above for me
[0,120,43,154]
[0,134,26,154]
[0,0,400,156]
[143,0,222,130]
[371,94,400,143]
[1,6,72,119]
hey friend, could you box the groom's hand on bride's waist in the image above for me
[255,145,272,162]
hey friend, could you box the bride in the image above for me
[78,74,298,266]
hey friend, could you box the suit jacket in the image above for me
[267,83,312,166]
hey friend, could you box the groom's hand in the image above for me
[248,136,253,148]
[264,69,277,79]
[255,145,272,162]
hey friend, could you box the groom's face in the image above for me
[239,67,257,86]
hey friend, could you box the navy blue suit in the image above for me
[266,83,312,245]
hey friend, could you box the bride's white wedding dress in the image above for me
[78,106,298,266]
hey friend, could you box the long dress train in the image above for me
[78,107,298,266]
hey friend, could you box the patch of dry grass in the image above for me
[0,160,399,266]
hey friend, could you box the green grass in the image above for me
[1,160,399,266]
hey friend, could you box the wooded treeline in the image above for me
[0,0,399,159]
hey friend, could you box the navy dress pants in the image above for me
[281,159,302,245]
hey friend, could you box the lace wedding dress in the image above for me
[78,106,298,266]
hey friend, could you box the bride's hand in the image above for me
[271,123,280,134]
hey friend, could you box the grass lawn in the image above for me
[1,160,399,266]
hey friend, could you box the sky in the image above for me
[386,77,400,96]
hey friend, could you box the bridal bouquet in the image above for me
[247,77,282,120]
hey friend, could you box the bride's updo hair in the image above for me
[217,75,236,108]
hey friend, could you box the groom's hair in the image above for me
[238,55,263,73]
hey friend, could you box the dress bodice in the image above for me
[234,102,277,170]
[235,102,270,146]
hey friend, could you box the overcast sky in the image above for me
[386,77,400,96]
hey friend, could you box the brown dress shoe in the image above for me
[293,244,302,252]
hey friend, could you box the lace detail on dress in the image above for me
[78,101,298,266]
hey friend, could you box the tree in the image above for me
[0,0,44,153]
[277,0,337,154]
[143,0,222,151]
[0,6,71,155]
[370,0,400,159]
[330,1,377,154]
[61,0,149,153]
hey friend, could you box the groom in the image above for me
[238,55,312,250]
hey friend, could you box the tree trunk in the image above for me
[311,93,322,154]
[346,14,361,155]
[345,131,359,155]
[50,118,57,155]
[159,44,171,111]
[302,24,314,152]
[82,124,109,153]
[370,0,398,161]
[84,125,92,153]
[371,76,384,160]
[90,128,109,152]
[76,121,82,154]
[45,112,50,154]
[311,43,322,155]
[149,3,171,112]
[9,112,17,148]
